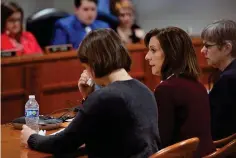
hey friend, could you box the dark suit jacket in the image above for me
[51,15,109,49]
[209,59,236,140]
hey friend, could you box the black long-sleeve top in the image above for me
[209,59,236,140]
[28,79,160,158]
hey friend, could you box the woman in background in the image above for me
[201,19,236,140]
[21,29,160,158]
[1,1,42,56]
[145,27,215,157]
[113,0,144,44]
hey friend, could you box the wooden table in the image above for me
[1,123,62,158]
[1,122,88,158]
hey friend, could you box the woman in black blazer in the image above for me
[201,19,236,140]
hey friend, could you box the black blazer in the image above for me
[209,59,236,140]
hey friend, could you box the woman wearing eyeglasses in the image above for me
[201,19,236,140]
[1,2,42,56]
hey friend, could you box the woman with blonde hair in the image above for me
[113,0,144,44]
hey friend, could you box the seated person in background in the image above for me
[51,0,109,49]
[201,19,236,140]
[113,0,144,44]
[144,27,215,157]
[1,2,42,56]
[21,29,161,158]
[110,0,132,17]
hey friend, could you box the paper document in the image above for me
[65,118,74,122]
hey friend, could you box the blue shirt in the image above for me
[51,15,109,49]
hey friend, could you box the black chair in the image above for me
[97,11,119,29]
[26,8,70,49]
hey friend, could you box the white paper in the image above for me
[38,130,46,136]
[65,118,74,122]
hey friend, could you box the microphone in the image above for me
[12,115,63,130]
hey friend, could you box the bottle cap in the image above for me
[29,95,35,99]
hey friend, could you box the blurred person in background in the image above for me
[113,0,144,44]
[51,0,109,49]
[201,19,236,140]
[145,27,215,157]
[1,1,42,56]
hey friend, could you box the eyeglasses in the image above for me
[7,18,22,23]
[203,43,217,49]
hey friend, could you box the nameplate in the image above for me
[1,50,16,57]
[46,45,73,53]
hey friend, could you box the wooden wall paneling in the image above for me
[1,64,26,123]
[24,63,42,106]
[129,50,146,82]
[39,58,83,114]
[1,41,213,123]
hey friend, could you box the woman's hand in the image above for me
[78,70,95,99]
[20,125,37,147]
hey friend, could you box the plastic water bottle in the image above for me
[25,95,39,132]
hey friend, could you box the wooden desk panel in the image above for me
[1,48,151,123]
[1,42,211,124]
[1,52,83,124]
[2,64,27,123]
[38,57,83,114]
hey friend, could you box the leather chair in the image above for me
[26,8,69,49]
[149,137,200,158]
[203,139,236,158]
[97,11,119,29]
[213,133,236,148]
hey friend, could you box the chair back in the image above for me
[214,133,236,148]
[149,137,200,158]
[26,8,69,49]
[203,139,236,158]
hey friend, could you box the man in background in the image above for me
[51,0,109,49]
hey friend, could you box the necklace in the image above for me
[160,73,175,83]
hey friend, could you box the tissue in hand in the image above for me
[38,130,46,136]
